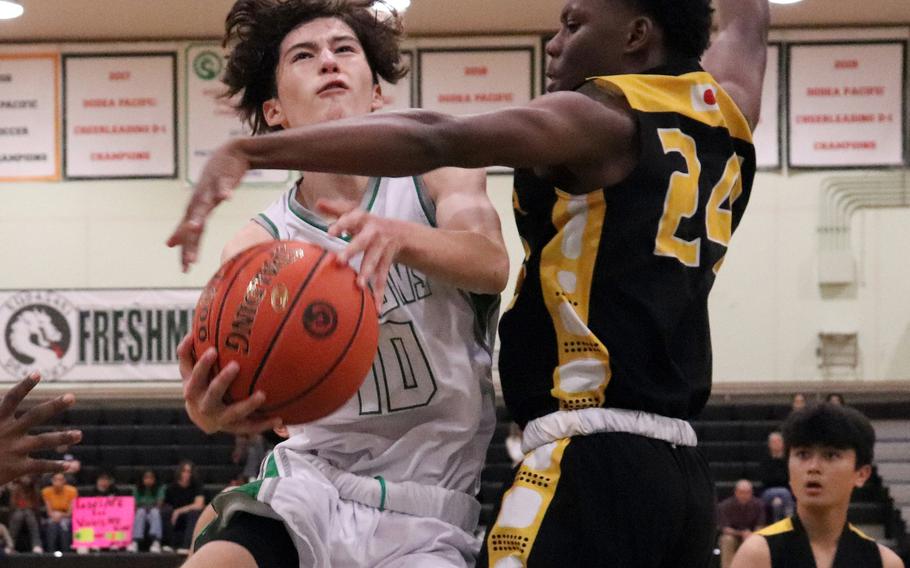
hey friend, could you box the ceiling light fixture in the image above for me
[0,0,23,20]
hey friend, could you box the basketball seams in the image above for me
[195,241,377,424]
[207,245,267,395]
[262,281,369,414]
[248,249,331,397]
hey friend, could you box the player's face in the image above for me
[545,0,639,92]
[264,17,383,129]
[788,446,872,509]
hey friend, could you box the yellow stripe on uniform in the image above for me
[757,518,795,537]
[487,438,571,566]
[591,72,753,144]
[848,524,877,542]
[539,190,611,410]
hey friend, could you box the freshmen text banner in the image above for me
[0,289,198,382]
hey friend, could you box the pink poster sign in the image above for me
[72,496,135,549]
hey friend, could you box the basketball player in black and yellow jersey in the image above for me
[732,404,904,568]
[170,0,769,565]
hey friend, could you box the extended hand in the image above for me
[319,198,403,308]
[0,373,82,485]
[166,142,251,272]
[178,334,281,435]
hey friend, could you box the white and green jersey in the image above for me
[253,176,498,495]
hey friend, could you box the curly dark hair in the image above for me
[620,0,714,60]
[223,0,408,134]
[782,403,876,469]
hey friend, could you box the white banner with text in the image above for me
[0,289,199,382]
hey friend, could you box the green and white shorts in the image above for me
[198,446,482,568]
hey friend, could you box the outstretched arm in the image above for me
[701,0,770,129]
[0,373,82,485]
[167,92,635,270]
[234,92,628,176]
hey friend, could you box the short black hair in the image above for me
[223,0,408,134]
[782,403,875,468]
[620,0,714,60]
[825,392,845,405]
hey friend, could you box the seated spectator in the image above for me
[83,471,125,497]
[1,520,13,556]
[757,432,794,523]
[226,473,248,489]
[233,434,267,482]
[825,393,845,406]
[162,460,205,554]
[717,479,766,568]
[790,393,807,414]
[39,452,80,489]
[128,470,165,554]
[41,472,78,553]
[8,475,43,553]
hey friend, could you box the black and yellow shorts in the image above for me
[479,432,715,568]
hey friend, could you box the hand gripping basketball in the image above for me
[192,241,379,425]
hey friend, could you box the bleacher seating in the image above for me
[4,399,905,564]
[476,400,909,562]
[24,406,239,501]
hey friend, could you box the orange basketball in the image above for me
[192,240,378,424]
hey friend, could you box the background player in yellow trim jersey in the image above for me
[170,0,769,565]
[732,404,904,568]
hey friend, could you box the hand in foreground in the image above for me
[319,198,404,308]
[0,373,82,485]
[178,334,281,435]
[166,142,251,272]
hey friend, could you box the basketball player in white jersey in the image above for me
[174,1,507,567]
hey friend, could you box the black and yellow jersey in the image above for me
[498,60,756,425]
[758,515,884,568]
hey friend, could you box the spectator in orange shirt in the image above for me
[41,472,77,553]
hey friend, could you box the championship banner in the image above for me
[72,496,135,550]
[378,50,414,112]
[0,53,61,181]
[0,289,199,382]
[754,44,781,169]
[63,53,177,179]
[788,42,905,168]
[185,44,290,185]
[418,47,534,115]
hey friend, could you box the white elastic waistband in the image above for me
[295,453,480,534]
[521,407,698,453]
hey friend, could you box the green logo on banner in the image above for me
[193,51,223,81]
